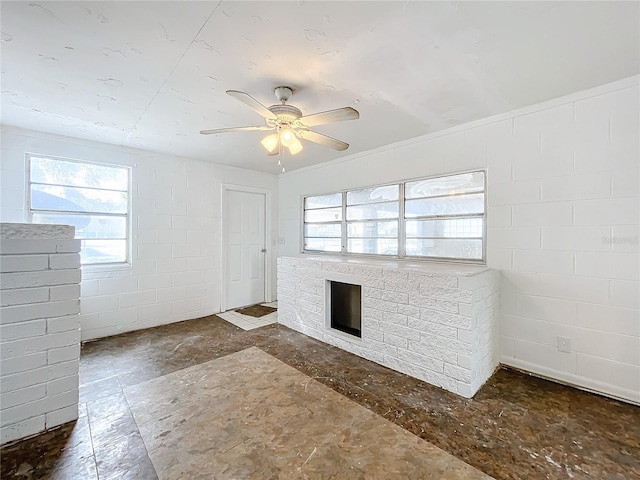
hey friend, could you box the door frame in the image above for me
[220,183,272,312]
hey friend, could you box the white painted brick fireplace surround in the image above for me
[277,255,500,398]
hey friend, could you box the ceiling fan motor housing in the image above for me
[268,104,302,124]
[269,86,301,125]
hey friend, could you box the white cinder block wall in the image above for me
[279,76,640,404]
[0,126,279,341]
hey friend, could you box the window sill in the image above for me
[293,253,489,276]
[301,250,486,267]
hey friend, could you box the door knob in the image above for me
[261,248,267,253]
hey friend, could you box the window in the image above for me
[303,193,342,252]
[346,185,399,255]
[404,172,485,260]
[303,171,486,262]
[28,155,130,265]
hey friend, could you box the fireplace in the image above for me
[328,281,362,338]
[278,255,500,398]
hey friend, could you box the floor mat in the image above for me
[235,304,277,318]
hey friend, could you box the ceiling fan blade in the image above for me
[226,90,278,120]
[298,129,349,151]
[200,126,273,135]
[299,107,359,127]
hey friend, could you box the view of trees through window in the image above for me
[303,171,486,261]
[29,156,129,265]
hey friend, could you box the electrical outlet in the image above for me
[557,336,571,353]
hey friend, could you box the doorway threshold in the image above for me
[217,302,278,330]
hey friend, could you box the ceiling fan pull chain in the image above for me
[278,137,286,173]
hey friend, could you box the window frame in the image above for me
[301,170,487,264]
[26,153,132,267]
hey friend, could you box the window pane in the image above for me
[81,239,127,264]
[32,213,126,239]
[304,223,341,238]
[305,193,342,209]
[304,207,342,223]
[405,172,485,199]
[31,184,127,214]
[30,156,128,191]
[348,238,397,255]
[30,156,130,265]
[405,194,484,218]
[304,238,341,252]
[347,221,398,238]
[346,201,398,220]
[347,185,398,205]
[406,239,483,259]
[406,218,483,238]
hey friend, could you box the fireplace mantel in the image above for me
[277,255,500,398]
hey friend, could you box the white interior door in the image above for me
[225,190,266,310]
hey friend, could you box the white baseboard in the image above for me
[500,356,640,406]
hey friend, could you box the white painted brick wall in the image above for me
[0,224,81,445]
[278,76,640,405]
[278,256,499,398]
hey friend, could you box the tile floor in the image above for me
[1,315,639,480]
[216,301,278,330]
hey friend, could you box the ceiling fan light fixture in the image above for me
[279,127,296,147]
[287,136,303,155]
[261,133,279,153]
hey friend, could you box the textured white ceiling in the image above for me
[2,1,638,174]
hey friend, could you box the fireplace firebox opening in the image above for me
[329,281,362,338]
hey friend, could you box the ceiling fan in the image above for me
[200,87,359,157]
